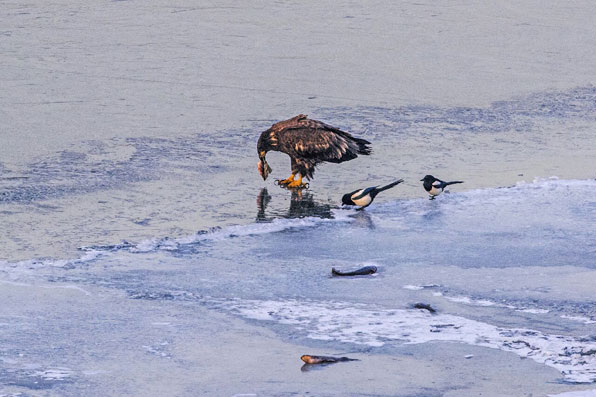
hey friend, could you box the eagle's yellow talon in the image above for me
[286,177,307,189]
[276,174,295,185]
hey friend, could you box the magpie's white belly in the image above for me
[352,193,372,206]
[429,186,442,196]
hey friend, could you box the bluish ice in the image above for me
[2,1,596,395]
[2,175,596,394]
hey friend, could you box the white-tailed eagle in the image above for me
[257,114,372,188]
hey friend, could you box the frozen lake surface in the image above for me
[2,178,596,395]
[2,1,596,396]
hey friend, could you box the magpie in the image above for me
[420,174,463,199]
[342,179,404,209]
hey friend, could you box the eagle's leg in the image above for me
[286,174,308,189]
[276,174,295,185]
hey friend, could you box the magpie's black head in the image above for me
[420,175,436,183]
[341,193,353,206]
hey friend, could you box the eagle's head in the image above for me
[257,130,273,181]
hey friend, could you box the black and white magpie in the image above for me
[342,179,404,209]
[420,174,463,199]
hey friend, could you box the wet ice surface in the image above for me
[227,298,596,383]
[551,391,596,397]
[1,112,596,396]
[2,179,596,394]
[3,1,596,395]
[2,86,596,262]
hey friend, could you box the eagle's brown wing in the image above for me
[274,115,371,162]
[271,115,371,179]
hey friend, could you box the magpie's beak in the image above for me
[420,178,424,181]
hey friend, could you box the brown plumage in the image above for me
[257,115,371,187]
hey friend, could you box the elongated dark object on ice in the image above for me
[413,303,436,313]
[331,265,377,276]
[301,355,358,364]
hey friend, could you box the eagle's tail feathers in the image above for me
[353,137,372,155]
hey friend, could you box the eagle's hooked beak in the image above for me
[258,153,271,181]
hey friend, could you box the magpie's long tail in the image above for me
[444,181,464,186]
[377,179,404,193]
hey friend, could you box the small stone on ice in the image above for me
[465,355,474,359]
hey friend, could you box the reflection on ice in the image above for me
[256,188,335,221]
